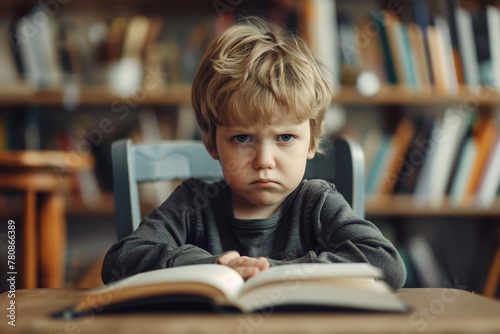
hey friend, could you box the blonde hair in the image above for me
[191,17,333,153]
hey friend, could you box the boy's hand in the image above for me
[218,251,270,280]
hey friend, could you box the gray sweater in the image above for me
[101,178,406,289]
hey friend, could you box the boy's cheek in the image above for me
[223,159,247,179]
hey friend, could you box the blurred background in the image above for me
[0,0,499,299]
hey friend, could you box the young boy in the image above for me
[101,17,406,289]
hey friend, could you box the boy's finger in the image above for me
[256,257,270,270]
[229,256,260,267]
[218,251,240,265]
[234,266,260,280]
[235,256,268,267]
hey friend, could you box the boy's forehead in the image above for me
[222,117,309,131]
[224,107,307,126]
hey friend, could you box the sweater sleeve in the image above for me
[315,183,406,289]
[101,181,220,284]
[269,181,407,290]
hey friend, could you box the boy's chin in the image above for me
[247,194,288,209]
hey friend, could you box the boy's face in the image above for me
[210,115,315,219]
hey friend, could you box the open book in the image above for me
[64,263,409,317]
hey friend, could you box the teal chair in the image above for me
[111,137,365,240]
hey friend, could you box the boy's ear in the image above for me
[209,150,220,160]
[307,148,316,160]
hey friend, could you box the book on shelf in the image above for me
[433,15,459,94]
[366,133,393,196]
[376,10,417,89]
[406,22,432,90]
[463,114,498,204]
[399,23,419,89]
[455,6,481,88]
[412,120,438,209]
[426,25,452,94]
[361,126,384,191]
[58,263,409,317]
[487,5,500,90]
[13,3,64,88]
[426,107,471,209]
[373,10,398,84]
[449,136,477,207]
[411,0,434,85]
[476,134,500,208]
[471,7,493,86]
[393,115,435,195]
[445,110,475,201]
[365,115,418,198]
[444,0,465,86]
[380,117,416,194]
[303,0,339,89]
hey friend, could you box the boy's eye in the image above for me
[278,134,294,142]
[233,135,250,143]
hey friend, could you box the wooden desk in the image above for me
[1,288,500,333]
[0,151,94,289]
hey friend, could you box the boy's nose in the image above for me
[252,145,276,170]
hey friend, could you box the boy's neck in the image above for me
[234,209,276,220]
[232,200,282,220]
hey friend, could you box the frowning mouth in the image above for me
[251,179,278,187]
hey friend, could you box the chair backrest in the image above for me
[111,137,365,240]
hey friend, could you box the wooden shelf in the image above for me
[0,84,34,104]
[61,192,500,218]
[0,85,192,106]
[0,150,94,169]
[366,195,500,217]
[2,84,500,106]
[333,85,500,106]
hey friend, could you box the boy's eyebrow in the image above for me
[222,126,251,133]
[223,124,307,134]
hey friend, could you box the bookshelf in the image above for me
[333,85,500,106]
[0,85,192,105]
[0,0,499,294]
[0,0,499,214]
[3,85,500,106]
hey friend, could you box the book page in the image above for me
[235,279,408,313]
[242,263,383,294]
[77,264,245,313]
